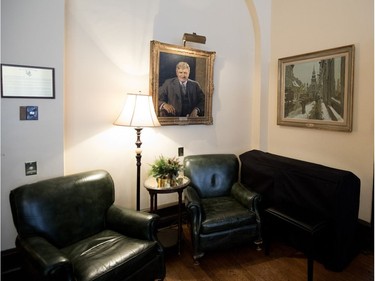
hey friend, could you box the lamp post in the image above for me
[114,93,160,211]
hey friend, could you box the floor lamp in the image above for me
[114,93,160,211]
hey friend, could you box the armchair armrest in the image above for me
[17,236,73,280]
[231,182,260,211]
[185,186,202,207]
[184,185,204,259]
[231,182,263,242]
[184,186,203,233]
[106,205,159,241]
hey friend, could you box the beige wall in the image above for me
[269,0,374,222]
[65,0,373,223]
[1,0,373,251]
[64,0,259,210]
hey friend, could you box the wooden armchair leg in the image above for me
[193,252,204,265]
[254,239,263,251]
[307,257,314,281]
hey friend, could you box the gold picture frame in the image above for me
[277,45,355,131]
[149,40,216,125]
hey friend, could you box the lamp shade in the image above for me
[114,93,160,128]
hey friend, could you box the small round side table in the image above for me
[144,176,190,255]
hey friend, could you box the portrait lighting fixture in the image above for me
[114,92,160,211]
[182,32,206,46]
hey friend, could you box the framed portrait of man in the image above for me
[149,40,216,125]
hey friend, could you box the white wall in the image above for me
[64,0,261,209]
[269,0,374,222]
[1,0,65,250]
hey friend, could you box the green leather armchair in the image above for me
[9,170,165,281]
[184,154,262,263]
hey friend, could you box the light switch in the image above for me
[20,106,38,120]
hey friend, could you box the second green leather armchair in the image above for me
[184,154,262,263]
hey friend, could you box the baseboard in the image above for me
[357,219,373,252]
[1,248,23,280]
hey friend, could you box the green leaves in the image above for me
[149,155,183,178]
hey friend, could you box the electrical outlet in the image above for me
[178,147,184,157]
[25,161,37,176]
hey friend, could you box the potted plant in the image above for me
[149,155,183,187]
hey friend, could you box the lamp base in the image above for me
[135,127,142,211]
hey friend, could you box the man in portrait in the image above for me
[158,62,205,117]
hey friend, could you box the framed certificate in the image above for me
[1,64,55,99]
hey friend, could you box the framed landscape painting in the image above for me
[277,45,355,131]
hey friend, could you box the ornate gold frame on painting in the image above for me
[149,40,216,126]
[277,45,355,132]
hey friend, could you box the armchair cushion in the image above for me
[200,196,257,234]
[61,230,160,281]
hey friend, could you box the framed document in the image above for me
[1,64,55,99]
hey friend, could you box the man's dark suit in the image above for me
[158,78,205,117]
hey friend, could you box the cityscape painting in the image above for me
[277,45,355,131]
